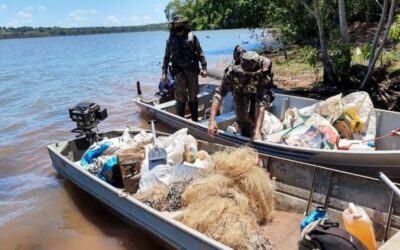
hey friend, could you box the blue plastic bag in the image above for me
[96,155,119,185]
[80,142,111,167]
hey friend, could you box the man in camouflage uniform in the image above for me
[162,15,207,121]
[208,47,274,139]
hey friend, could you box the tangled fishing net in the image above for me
[162,179,191,211]
[182,174,234,205]
[177,196,274,250]
[134,147,276,249]
[209,147,275,222]
[133,185,167,211]
[178,147,276,249]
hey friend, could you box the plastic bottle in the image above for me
[342,203,377,250]
[300,206,328,231]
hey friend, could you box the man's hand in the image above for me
[208,120,218,138]
[252,130,262,141]
[161,74,167,81]
[200,70,208,78]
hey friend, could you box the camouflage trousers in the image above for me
[174,69,199,103]
[234,93,257,137]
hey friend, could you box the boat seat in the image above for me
[200,111,236,130]
[156,91,213,113]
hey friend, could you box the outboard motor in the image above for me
[68,102,108,145]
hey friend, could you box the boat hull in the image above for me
[135,93,400,180]
[47,142,230,250]
[47,130,400,248]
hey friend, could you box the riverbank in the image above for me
[0,23,168,40]
[206,38,400,112]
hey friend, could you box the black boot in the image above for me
[188,100,199,122]
[176,101,186,117]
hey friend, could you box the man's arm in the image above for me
[253,106,266,140]
[162,40,171,78]
[194,36,207,76]
[208,69,232,137]
[253,87,272,140]
[208,100,221,138]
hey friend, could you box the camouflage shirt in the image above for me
[162,32,207,75]
[213,56,273,107]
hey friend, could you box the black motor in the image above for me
[69,102,108,144]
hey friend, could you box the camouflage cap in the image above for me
[233,45,247,65]
[241,51,260,72]
[170,15,188,24]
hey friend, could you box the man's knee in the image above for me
[175,90,187,103]
[187,75,199,101]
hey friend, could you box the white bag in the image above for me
[138,128,189,192]
[298,94,343,124]
[339,91,376,141]
[282,114,339,149]
[139,164,174,192]
[261,111,283,139]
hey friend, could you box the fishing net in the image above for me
[136,147,276,248]
[162,179,191,212]
[133,185,167,211]
[196,150,211,161]
[177,196,274,250]
[182,174,234,205]
[235,166,275,223]
[208,147,275,222]
[210,147,258,179]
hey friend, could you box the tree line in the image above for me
[165,0,382,43]
[0,23,168,39]
[165,0,399,90]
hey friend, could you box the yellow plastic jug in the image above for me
[343,203,377,250]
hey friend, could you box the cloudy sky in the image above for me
[0,0,169,27]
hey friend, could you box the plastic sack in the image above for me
[103,128,141,155]
[334,92,376,141]
[282,94,343,130]
[156,128,188,165]
[282,108,301,129]
[183,135,198,163]
[80,142,112,167]
[132,131,153,147]
[139,164,174,192]
[298,94,343,124]
[282,114,339,149]
[172,160,209,181]
[96,155,122,186]
[138,129,189,192]
[261,111,283,139]
[265,128,291,144]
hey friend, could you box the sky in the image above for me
[0,0,170,28]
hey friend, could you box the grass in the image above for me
[351,43,400,69]
[269,49,322,89]
[263,41,400,90]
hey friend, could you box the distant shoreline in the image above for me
[0,23,169,40]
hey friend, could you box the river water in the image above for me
[0,29,261,249]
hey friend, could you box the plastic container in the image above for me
[300,206,328,231]
[343,203,377,250]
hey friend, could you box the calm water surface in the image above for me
[0,29,261,249]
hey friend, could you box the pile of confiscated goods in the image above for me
[79,128,276,250]
[260,91,378,151]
